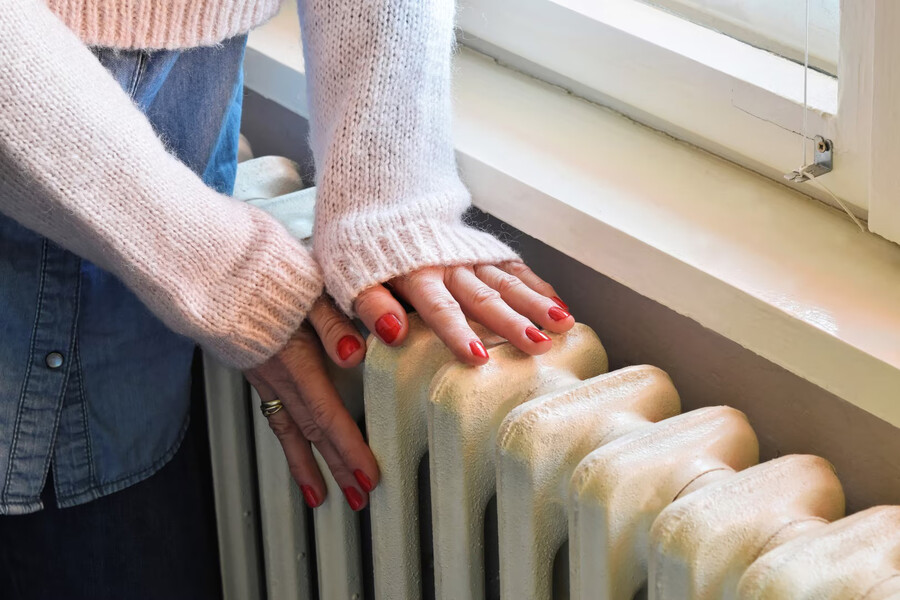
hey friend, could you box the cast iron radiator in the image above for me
[202,155,900,600]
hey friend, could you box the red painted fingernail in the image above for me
[354,469,374,492]
[469,340,489,360]
[525,326,551,343]
[343,487,364,511]
[301,485,321,508]
[551,296,569,311]
[375,313,402,344]
[548,306,571,321]
[337,335,361,360]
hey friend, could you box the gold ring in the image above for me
[260,398,284,418]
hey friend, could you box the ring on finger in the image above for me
[260,398,284,418]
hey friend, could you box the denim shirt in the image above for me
[0,35,248,514]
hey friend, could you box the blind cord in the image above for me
[797,0,865,232]
[802,0,809,168]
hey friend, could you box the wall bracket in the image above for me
[784,136,833,183]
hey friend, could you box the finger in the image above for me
[391,268,489,366]
[267,372,369,510]
[474,264,574,333]
[446,266,553,355]
[312,436,371,511]
[244,369,275,399]
[499,261,571,312]
[258,332,379,507]
[246,378,327,509]
[265,405,328,509]
[354,284,409,346]
[307,297,367,367]
[285,344,381,496]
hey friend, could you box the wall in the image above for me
[241,88,900,513]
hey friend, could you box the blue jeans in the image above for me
[0,375,223,599]
[0,35,248,597]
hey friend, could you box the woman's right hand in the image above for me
[244,297,377,511]
[353,261,574,366]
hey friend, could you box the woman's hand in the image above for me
[354,261,574,365]
[244,297,377,511]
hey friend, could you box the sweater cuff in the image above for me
[317,210,519,315]
[200,208,324,369]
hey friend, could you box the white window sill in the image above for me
[246,5,900,429]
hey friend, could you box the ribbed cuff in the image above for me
[317,209,519,315]
[47,0,280,49]
[201,208,324,369]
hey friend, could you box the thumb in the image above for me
[353,284,409,346]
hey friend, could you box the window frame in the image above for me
[457,0,900,244]
[868,0,900,243]
[643,0,840,76]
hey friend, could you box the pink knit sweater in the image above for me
[0,0,517,368]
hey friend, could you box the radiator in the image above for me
[205,155,900,600]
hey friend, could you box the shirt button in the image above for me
[45,352,65,369]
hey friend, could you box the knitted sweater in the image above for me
[0,0,517,368]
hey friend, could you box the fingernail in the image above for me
[469,340,489,360]
[375,313,402,344]
[551,296,569,311]
[548,306,571,321]
[301,485,321,508]
[343,486,364,511]
[525,326,552,343]
[337,335,361,360]
[354,469,374,492]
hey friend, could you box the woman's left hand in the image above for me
[245,297,376,511]
[353,261,575,366]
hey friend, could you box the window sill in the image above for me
[246,7,900,428]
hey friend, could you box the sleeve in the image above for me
[298,0,519,315]
[0,0,323,369]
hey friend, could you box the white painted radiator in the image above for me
[205,155,900,600]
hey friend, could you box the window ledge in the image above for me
[246,9,900,428]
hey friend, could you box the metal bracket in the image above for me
[784,136,833,183]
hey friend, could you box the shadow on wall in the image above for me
[241,87,900,514]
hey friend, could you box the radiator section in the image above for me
[202,355,264,600]
[496,365,680,599]
[251,388,315,600]
[426,323,608,600]
[363,314,467,599]
[569,405,759,600]
[737,506,900,599]
[311,446,364,599]
[649,455,845,600]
